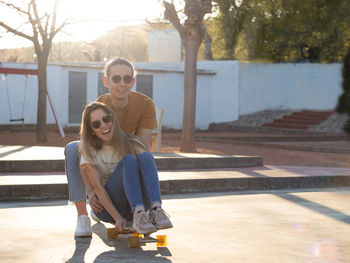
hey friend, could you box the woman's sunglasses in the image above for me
[111,75,133,84]
[91,114,113,129]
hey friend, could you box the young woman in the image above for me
[79,102,172,234]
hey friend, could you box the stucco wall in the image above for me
[238,63,342,115]
[148,29,182,63]
[0,61,343,130]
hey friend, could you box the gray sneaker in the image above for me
[132,210,157,234]
[149,207,173,230]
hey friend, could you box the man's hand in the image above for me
[88,192,104,213]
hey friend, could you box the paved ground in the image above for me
[0,130,349,167]
[0,128,349,262]
[0,188,350,263]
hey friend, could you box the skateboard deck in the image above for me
[107,227,167,248]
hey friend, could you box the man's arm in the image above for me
[139,128,153,151]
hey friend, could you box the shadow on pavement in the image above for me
[65,236,92,263]
[0,145,30,158]
[90,223,172,262]
[275,192,350,225]
[0,199,68,209]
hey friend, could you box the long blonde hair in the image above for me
[80,102,146,166]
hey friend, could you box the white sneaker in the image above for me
[75,215,92,237]
[90,210,101,223]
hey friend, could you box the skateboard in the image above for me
[107,227,167,248]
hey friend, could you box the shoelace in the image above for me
[155,208,171,221]
[137,211,152,225]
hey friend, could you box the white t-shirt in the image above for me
[80,144,120,185]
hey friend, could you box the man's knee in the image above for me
[65,141,80,159]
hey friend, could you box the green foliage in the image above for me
[211,0,350,62]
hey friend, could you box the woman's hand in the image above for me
[115,216,127,232]
[88,192,104,213]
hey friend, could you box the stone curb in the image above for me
[0,155,263,173]
[1,175,349,201]
[196,135,350,142]
[196,137,350,154]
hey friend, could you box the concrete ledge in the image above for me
[160,175,350,194]
[0,154,263,173]
[0,175,349,201]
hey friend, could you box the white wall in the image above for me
[135,61,239,129]
[148,29,182,62]
[239,63,342,115]
[0,61,343,129]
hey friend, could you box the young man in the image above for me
[65,57,157,237]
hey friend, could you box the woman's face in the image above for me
[89,108,114,145]
[105,64,135,101]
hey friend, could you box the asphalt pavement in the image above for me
[0,140,349,262]
[0,188,350,263]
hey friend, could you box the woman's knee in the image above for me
[137,151,154,162]
[121,154,138,166]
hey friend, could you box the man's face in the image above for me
[105,64,135,101]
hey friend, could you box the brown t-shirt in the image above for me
[96,91,157,136]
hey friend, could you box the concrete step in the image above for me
[1,166,349,201]
[299,110,335,117]
[0,153,263,173]
[263,122,309,129]
[276,117,324,124]
[263,110,335,130]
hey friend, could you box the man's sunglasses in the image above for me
[111,75,133,84]
[91,114,113,129]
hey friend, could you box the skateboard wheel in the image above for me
[132,233,143,238]
[107,228,118,239]
[156,235,167,247]
[128,236,140,248]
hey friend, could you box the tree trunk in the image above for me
[163,0,211,153]
[203,24,213,60]
[36,55,48,142]
[180,39,201,152]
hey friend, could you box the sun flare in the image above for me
[0,0,165,48]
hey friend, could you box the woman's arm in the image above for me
[80,167,104,213]
[81,164,126,231]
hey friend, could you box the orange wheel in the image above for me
[107,228,118,239]
[156,235,167,247]
[132,233,143,238]
[128,236,140,248]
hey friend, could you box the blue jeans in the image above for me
[65,141,86,202]
[96,152,162,223]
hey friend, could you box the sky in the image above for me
[0,0,168,49]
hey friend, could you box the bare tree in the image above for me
[163,0,212,152]
[0,0,68,142]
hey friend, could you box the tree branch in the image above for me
[163,1,184,36]
[0,21,33,42]
[0,0,29,15]
[31,0,47,42]
[200,0,212,15]
[49,0,59,41]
